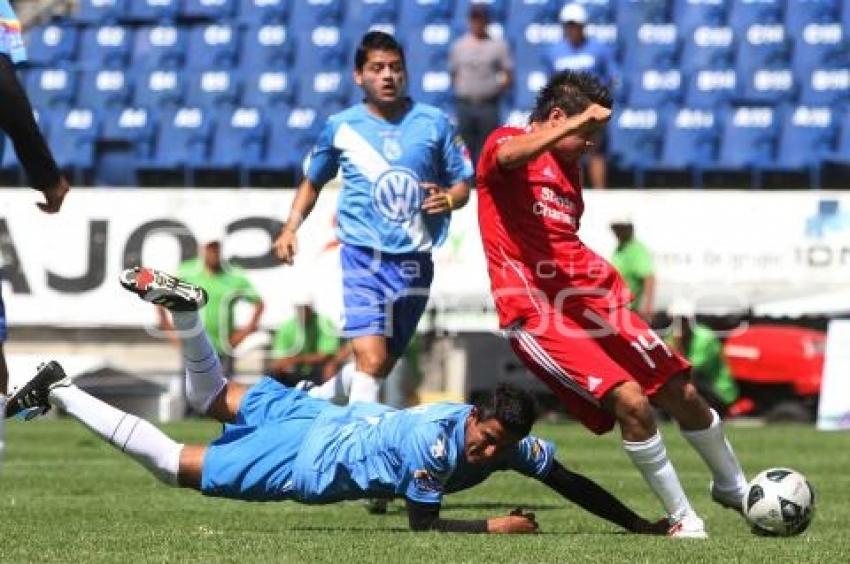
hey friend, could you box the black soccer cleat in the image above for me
[5,361,69,419]
[120,267,208,312]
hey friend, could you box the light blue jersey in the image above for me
[201,378,555,505]
[305,102,473,254]
[0,0,26,64]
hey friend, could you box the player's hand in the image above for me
[577,104,612,136]
[630,517,670,536]
[421,182,453,215]
[274,228,298,265]
[487,509,539,534]
[37,176,70,214]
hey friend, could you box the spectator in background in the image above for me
[158,236,265,378]
[449,4,513,166]
[269,298,341,387]
[545,3,619,188]
[610,218,655,320]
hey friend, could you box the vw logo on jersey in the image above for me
[373,167,422,223]
[382,137,403,161]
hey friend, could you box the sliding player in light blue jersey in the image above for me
[274,31,474,408]
[5,268,668,535]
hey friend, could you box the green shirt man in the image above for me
[271,308,340,379]
[610,221,655,316]
[682,323,740,407]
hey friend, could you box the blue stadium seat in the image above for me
[240,24,293,70]
[626,69,682,107]
[25,25,79,67]
[615,0,669,30]
[505,0,558,37]
[76,0,126,24]
[186,24,240,70]
[292,25,347,77]
[679,25,734,75]
[47,108,100,183]
[785,0,840,40]
[78,69,132,109]
[295,69,348,109]
[289,0,344,27]
[621,23,679,71]
[408,68,452,110]
[78,25,133,70]
[25,68,78,108]
[585,21,618,48]
[735,22,790,81]
[96,106,156,185]
[511,66,547,110]
[132,69,185,109]
[203,107,268,185]
[241,70,295,108]
[511,22,558,72]
[799,67,850,107]
[126,0,180,23]
[181,0,238,22]
[791,23,848,78]
[236,0,289,25]
[673,0,726,35]
[715,106,778,169]
[683,69,737,108]
[773,106,837,170]
[398,0,453,29]
[609,107,663,172]
[0,109,50,181]
[739,67,795,105]
[729,0,783,31]
[575,0,614,23]
[345,0,398,35]
[657,107,719,169]
[131,25,187,70]
[405,23,455,78]
[185,70,241,109]
[138,107,213,185]
[250,106,320,180]
[825,111,850,164]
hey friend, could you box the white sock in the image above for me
[347,370,381,404]
[624,431,694,521]
[49,385,182,485]
[681,409,747,494]
[307,362,355,401]
[172,311,226,414]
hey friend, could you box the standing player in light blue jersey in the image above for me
[274,31,473,407]
[5,267,668,535]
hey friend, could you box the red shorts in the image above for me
[507,303,690,435]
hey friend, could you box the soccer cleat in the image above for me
[710,481,746,514]
[667,512,708,539]
[120,267,207,311]
[363,498,389,515]
[5,361,70,419]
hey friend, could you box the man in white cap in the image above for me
[545,3,619,189]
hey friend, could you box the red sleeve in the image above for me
[476,126,523,182]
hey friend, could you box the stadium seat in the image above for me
[78,25,133,70]
[615,0,669,30]
[657,107,719,170]
[790,23,848,78]
[78,69,133,109]
[25,25,79,67]
[621,23,679,71]
[76,0,127,24]
[289,0,344,27]
[735,22,791,83]
[131,25,187,70]
[574,0,614,23]
[769,106,837,185]
[799,67,850,107]
[96,106,156,186]
[0,110,50,183]
[181,0,238,22]
[673,0,726,35]
[295,69,348,110]
[505,0,558,38]
[511,65,548,110]
[345,0,398,36]
[292,25,347,78]
[626,69,682,107]
[25,68,78,108]
[249,106,321,184]
[728,0,783,30]
[785,0,840,40]
[236,0,289,25]
[47,108,100,184]
[125,0,180,23]
[512,22,558,73]
[679,25,734,75]
[408,68,452,110]
[185,70,241,109]
[609,107,663,181]
[739,67,795,105]
[683,69,737,108]
[398,0,453,29]
[715,106,778,169]
[241,70,295,108]
[240,24,293,71]
[199,106,268,186]
[405,23,455,78]
[824,111,850,164]
[185,24,240,70]
[132,69,185,109]
[138,107,214,186]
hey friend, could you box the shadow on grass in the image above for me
[441,502,562,511]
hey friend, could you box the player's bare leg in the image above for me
[178,445,207,489]
[349,335,396,404]
[653,372,748,512]
[604,382,707,538]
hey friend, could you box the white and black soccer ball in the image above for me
[743,468,815,537]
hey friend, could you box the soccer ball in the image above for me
[743,468,815,537]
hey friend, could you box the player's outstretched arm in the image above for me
[405,500,538,534]
[496,104,611,170]
[274,178,322,265]
[540,460,667,535]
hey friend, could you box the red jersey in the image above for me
[476,126,630,327]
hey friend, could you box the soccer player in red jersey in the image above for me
[475,71,747,538]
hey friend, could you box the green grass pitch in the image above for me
[1,418,848,563]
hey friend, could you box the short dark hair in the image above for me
[475,384,538,438]
[355,31,406,71]
[529,70,613,123]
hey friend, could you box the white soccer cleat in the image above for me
[667,512,708,539]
